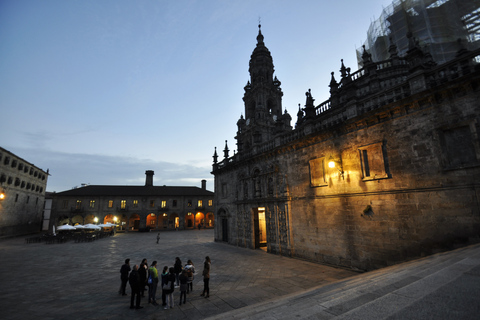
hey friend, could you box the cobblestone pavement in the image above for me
[0,229,358,320]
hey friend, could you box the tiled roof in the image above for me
[54,185,214,197]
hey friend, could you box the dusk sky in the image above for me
[1,0,392,192]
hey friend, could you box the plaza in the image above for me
[0,229,357,320]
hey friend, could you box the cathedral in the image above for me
[211,24,480,271]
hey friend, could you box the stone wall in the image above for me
[214,70,480,271]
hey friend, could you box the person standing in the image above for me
[179,269,188,305]
[200,256,211,298]
[119,258,131,296]
[148,261,159,305]
[164,267,176,309]
[160,266,169,307]
[174,257,182,287]
[138,258,148,297]
[128,265,143,309]
[156,232,160,244]
[184,260,195,294]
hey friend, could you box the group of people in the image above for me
[119,256,211,310]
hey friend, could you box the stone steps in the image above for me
[205,244,480,319]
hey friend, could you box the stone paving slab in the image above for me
[0,229,358,320]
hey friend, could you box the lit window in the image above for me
[75,200,82,209]
[108,200,113,208]
[121,200,127,209]
[89,200,95,209]
[197,200,203,207]
[208,200,213,206]
[358,142,390,181]
[133,200,138,207]
[161,200,167,208]
[150,200,155,208]
[309,157,327,187]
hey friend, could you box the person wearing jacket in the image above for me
[160,266,169,306]
[174,257,182,286]
[138,258,148,298]
[119,258,131,296]
[128,265,143,309]
[163,267,176,309]
[184,260,195,293]
[148,261,159,306]
[200,256,211,298]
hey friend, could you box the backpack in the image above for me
[185,267,193,281]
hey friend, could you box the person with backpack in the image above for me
[184,260,195,293]
[163,267,176,309]
[128,265,143,309]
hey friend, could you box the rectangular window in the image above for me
[439,123,480,169]
[358,142,389,181]
[197,200,203,207]
[172,200,177,207]
[89,200,95,209]
[62,200,68,209]
[222,183,227,198]
[108,200,113,208]
[309,157,328,187]
[161,200,167,208]
[150,200,155,208]
[75,200,81,209]
[121,200,127,209]
[133,200,138,208]
[187,200,192,207]
[208,200,213,206]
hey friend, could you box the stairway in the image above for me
[206,244,480,319]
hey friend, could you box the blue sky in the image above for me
[0,0,392,192]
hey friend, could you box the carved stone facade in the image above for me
[212,25,480,271]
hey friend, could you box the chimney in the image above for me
[201,179,206,190]
[145,170,154,186]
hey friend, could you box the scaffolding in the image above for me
[357,0,480,67]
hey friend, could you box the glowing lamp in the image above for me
[328,155,344,179]
[0,191,5,200]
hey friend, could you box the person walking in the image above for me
[200,256,211,298]
[148,261,159,305]
[184,260,195,294]
[128,265,143,309]
[179,269,188,305]
[163,267,176,309]
[174,257,182,287]
[119,258,131,296]
[138,258,148,298]
[156,232,160,244]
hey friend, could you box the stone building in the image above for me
[50,171,214,232]
[212,25,480,271]
[0,147,49,238]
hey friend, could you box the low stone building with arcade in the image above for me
[50,170,214,232]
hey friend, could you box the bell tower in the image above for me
[236,25,291,154]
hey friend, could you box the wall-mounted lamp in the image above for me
[0,189,5,200]
[94,217,98,224]
[328,155,344,179]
